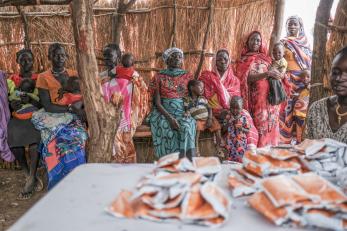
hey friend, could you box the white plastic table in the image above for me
[8,164,305,231]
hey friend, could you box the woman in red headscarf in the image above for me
[235,31,283,147]
[199,49,241,117]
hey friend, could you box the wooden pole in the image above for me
[194,0,214,79]
[112,0,136,44]
[16,6,30,49]
[169,0,177,47]
[71,0,122,163]
[269,0,285,52]
[0,0,72,7]
[309,0,334,107]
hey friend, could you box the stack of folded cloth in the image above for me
[107,153,231,227]
[248,173,347,230]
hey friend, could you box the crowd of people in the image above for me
[0,15,347,199]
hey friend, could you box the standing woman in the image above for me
[235,31,282,147]
[149,48,196,159]
[33,43,87,189]
[6,49,42,199]
[280,16,312,144]
[199,48,241,117]
[101,44,149,163]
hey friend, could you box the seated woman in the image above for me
[199,49,241,117]
[32,43,87,189]
[101,45,149,163]
[6,49,42,199]
[149,47,196,159]
[304,46,347,144]
[235,31,283,147]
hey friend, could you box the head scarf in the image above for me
[241,31,269,57]
[236,31,272,111]
[162,47,184,63]
[286,15,305,37]
[282,16,312,69]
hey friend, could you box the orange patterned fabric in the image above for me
[36,69,78,105]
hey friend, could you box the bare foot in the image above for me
[17,176,36,200]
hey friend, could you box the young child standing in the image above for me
[222,96,258,163]
[268,42,288,105]
[184,80,222,156]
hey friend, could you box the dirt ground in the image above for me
[0,168,46,231]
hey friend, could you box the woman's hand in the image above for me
[206,117,213,128]
[267,69,282,80]
[168,117,180,130]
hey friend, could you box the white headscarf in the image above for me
[162,47,184,63]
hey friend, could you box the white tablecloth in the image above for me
[9,164,305,231]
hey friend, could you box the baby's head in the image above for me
[187,79,204,97]
[19,79,35,93]
[300,69,311,85]
[121,53,134,68]
[66,76,81,93]
[230,96,243,116]
[272,42,285,61]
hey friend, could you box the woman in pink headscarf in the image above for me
[235,31,283,147]
[199,49,241,117]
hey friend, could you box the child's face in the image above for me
[191,82,204,96]
[230,100,243,116]
[273,45,284,61]
[300,70,310,84]
[20,81,34,93]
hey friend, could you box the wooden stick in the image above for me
[309,0,334,107]
[194,0,214,79]
[16,6,30,49]
[269,0,285,53]
[329,24,347,33]
[169,0,177,47]
[0,0,72,7]
[112,0,137,44]
[0,0,268,17]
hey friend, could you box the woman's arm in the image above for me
[154,88,179,130]
[154,88,173,120]
[248,69,282,84]
[248,72,268,84]
[39,88,69,113]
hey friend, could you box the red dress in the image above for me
[235,31,280,147]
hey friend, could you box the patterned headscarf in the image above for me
[286,15,306,37]
[162,47,184,63]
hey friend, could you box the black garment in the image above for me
[7,118,40,148]
[268,79,287,105]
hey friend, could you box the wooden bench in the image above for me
[133,125,217,163]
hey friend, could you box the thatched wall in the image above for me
[324,0,347,90]
[0,0,276,82]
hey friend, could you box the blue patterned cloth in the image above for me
[149,98,196,158]
[32,110,87,189]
